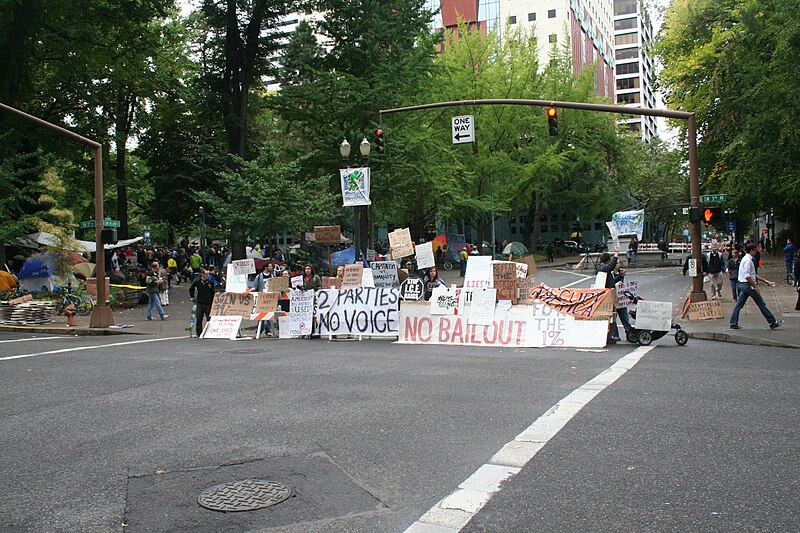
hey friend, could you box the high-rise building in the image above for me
[612,0,657,140]
[428,0,616,99]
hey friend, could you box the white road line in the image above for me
[0,336,68,344]
[405,345,656,533]
[0,336,186,361]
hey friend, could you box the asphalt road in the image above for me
[1,267,797,532]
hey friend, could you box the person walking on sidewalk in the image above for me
[145,261,169,321]
[189,268,215,337]
[730,243,783,330]
[705,244,726,300]
[726,248,740,302]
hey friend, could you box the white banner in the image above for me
[398,301,608,348]
[415,242,435,270]
[316,288,400,336]
[634,300,672,331]
[201,316,243,340]
[289,289,315,336]
[340,167,372,206]
[611,209,644,240]
[230,258,256,276]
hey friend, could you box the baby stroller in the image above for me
[622,291,689,346]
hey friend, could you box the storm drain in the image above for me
[197,479,292,512]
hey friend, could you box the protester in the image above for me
[726,248,740,302]
[299,264,322,291]
[158,263,171,306]
[423,266,446,301]
[595,248,633,343]
[546,242,555,263]
[730,243,782,330]
[145,261,169,320]
[251,261,274,292]
[167,255,178,285]
[705,244,726,300]
[189,248,203,273]
[784,238,797,280]
[626,236,638,263]
[334,265,345,288]
[189,268,214,337]
[459,247,468,277]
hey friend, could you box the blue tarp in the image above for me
[331,246,370,267]
[17,253,56,279]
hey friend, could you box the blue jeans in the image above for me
[146,292,166,319]
[730,282,776,326]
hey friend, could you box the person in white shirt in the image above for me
[730,243,782,330]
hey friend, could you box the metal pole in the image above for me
[687,114,705,301]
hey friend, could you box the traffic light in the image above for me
[703,207,722,227]
[374,129,385,154]
[546,107,558,136]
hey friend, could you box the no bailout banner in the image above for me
[316,287,400,336]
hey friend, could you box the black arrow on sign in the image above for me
[454,131,472,141]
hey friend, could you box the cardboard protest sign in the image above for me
[430,286,462,315]
[316,287,400,336]
[370,261,399,288]
[516,277,538,304]
[342,264,363,289]
[389,228,414,260]
[314,225,341,243]
[322,276,338,289]
[468,289,497,325]
[211,292,255,318]
[514,255,537,276]
[463,256,493,290]
[528,284,613,320]
[251,292,279,319]
[225,263,248,293]
[340,167,371,206]
[686,299,723,320]
[230,258,256,276]
[415,242,435,270]
[201,316,243,340]
[634,300,672,330]
[288,289,315,336]
[492,262,517,302]
[267,276,290,292]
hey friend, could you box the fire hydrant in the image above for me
[63,304,77,327]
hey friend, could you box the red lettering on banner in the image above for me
[469,324,480,344]
[497,320,512,345]
[439,317,451,342]
[451,319,464,344]
[514,321,525,344]
[483,322,498,344]
[419,317,432,342]
[405,316,418,342]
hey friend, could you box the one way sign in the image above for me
[451,115,474,144]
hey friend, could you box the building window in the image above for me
[509,15,517,24]
[549,34,557,43]
[614,17,636,31]
[616,77,640,90]
[528,12,536,21]
[628,122,642,132]
[615,33,638,46]
[617,92,641,104]
[614,0,637,16]
[541,225,549,234]
[548,9,556,18]
[615,48,638,60]
[616,62,640,75]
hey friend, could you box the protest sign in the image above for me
[267,277,290,292]
[230,258,256,276]
[361,268,375,288]
[593,271,607,289]
[398,300,608,348]
[492,262,517,302]
[430,286,462,315]
[316,287,400,336]
[314,225,341,243]
[211,292,255,318]
[615,279,639,309]
[340,167,371,206]
[291,275,303,288]
[225,263,248,293]
[634,300,673,330]
[686,299,723,320]
[468,289,497,325]
[370,261,399,288]
[516,277,538,304]
[322,276,338,289]
[514,262,528,279]
[611,209,645,240]
[400,277,424,301]
[463,256,493,290]
[606,221,620,251]
[528,284,613,320]
[342,264,363,289]
[366,249,376,262]
[202,316,243,340]
[415,242,435,269]
[388,228,414,260]
[251,292,279,320]
[288,289,315,336]
[514,255,537,276]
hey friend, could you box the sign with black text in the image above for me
[316,288,400,336]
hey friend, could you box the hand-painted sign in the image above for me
[316,287,400,336]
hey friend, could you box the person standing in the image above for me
[705,244,726,299]
[730,243,783,330]
[783,238,797,280]
[145,261,169,320]
[546,242,555,263]
[299,264,322,291]
[459,247,468,277]
[189,268,215,337]
[250,262,275,336]
[423,266,446,301]
[595,248,633,343]
[726,248,740,302]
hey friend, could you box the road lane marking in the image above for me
[0,336,186,361]
[0,336,69,344]
[405,345,656,532]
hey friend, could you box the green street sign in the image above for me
[700,194,727,203]
[79,218,121,229]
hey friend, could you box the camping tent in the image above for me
[16,253,78,293]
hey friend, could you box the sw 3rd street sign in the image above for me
[451,115,474,144]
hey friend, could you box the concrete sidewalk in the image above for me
[3,255,798,349]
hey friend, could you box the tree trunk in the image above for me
[114,90,136,240]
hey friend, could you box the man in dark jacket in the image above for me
[189,268,215,337]
[596,248,633,343]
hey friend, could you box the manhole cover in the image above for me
[197,479,292,512]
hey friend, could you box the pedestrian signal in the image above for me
[546,107,558,136]
[375,129,385,154]
[703,207,721,227]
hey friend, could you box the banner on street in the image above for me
[527,284,613,320]
[202,316,243,340]
[316,287,400,336]
[611,209,645,240]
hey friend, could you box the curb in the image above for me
[0,325,139,336]
[687,331,800,350]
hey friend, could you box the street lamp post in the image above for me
[339,137,371,263]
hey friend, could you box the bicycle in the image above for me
[55,285,94,316]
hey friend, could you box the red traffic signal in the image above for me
[546,107,558,136]
[374,129,385,154]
